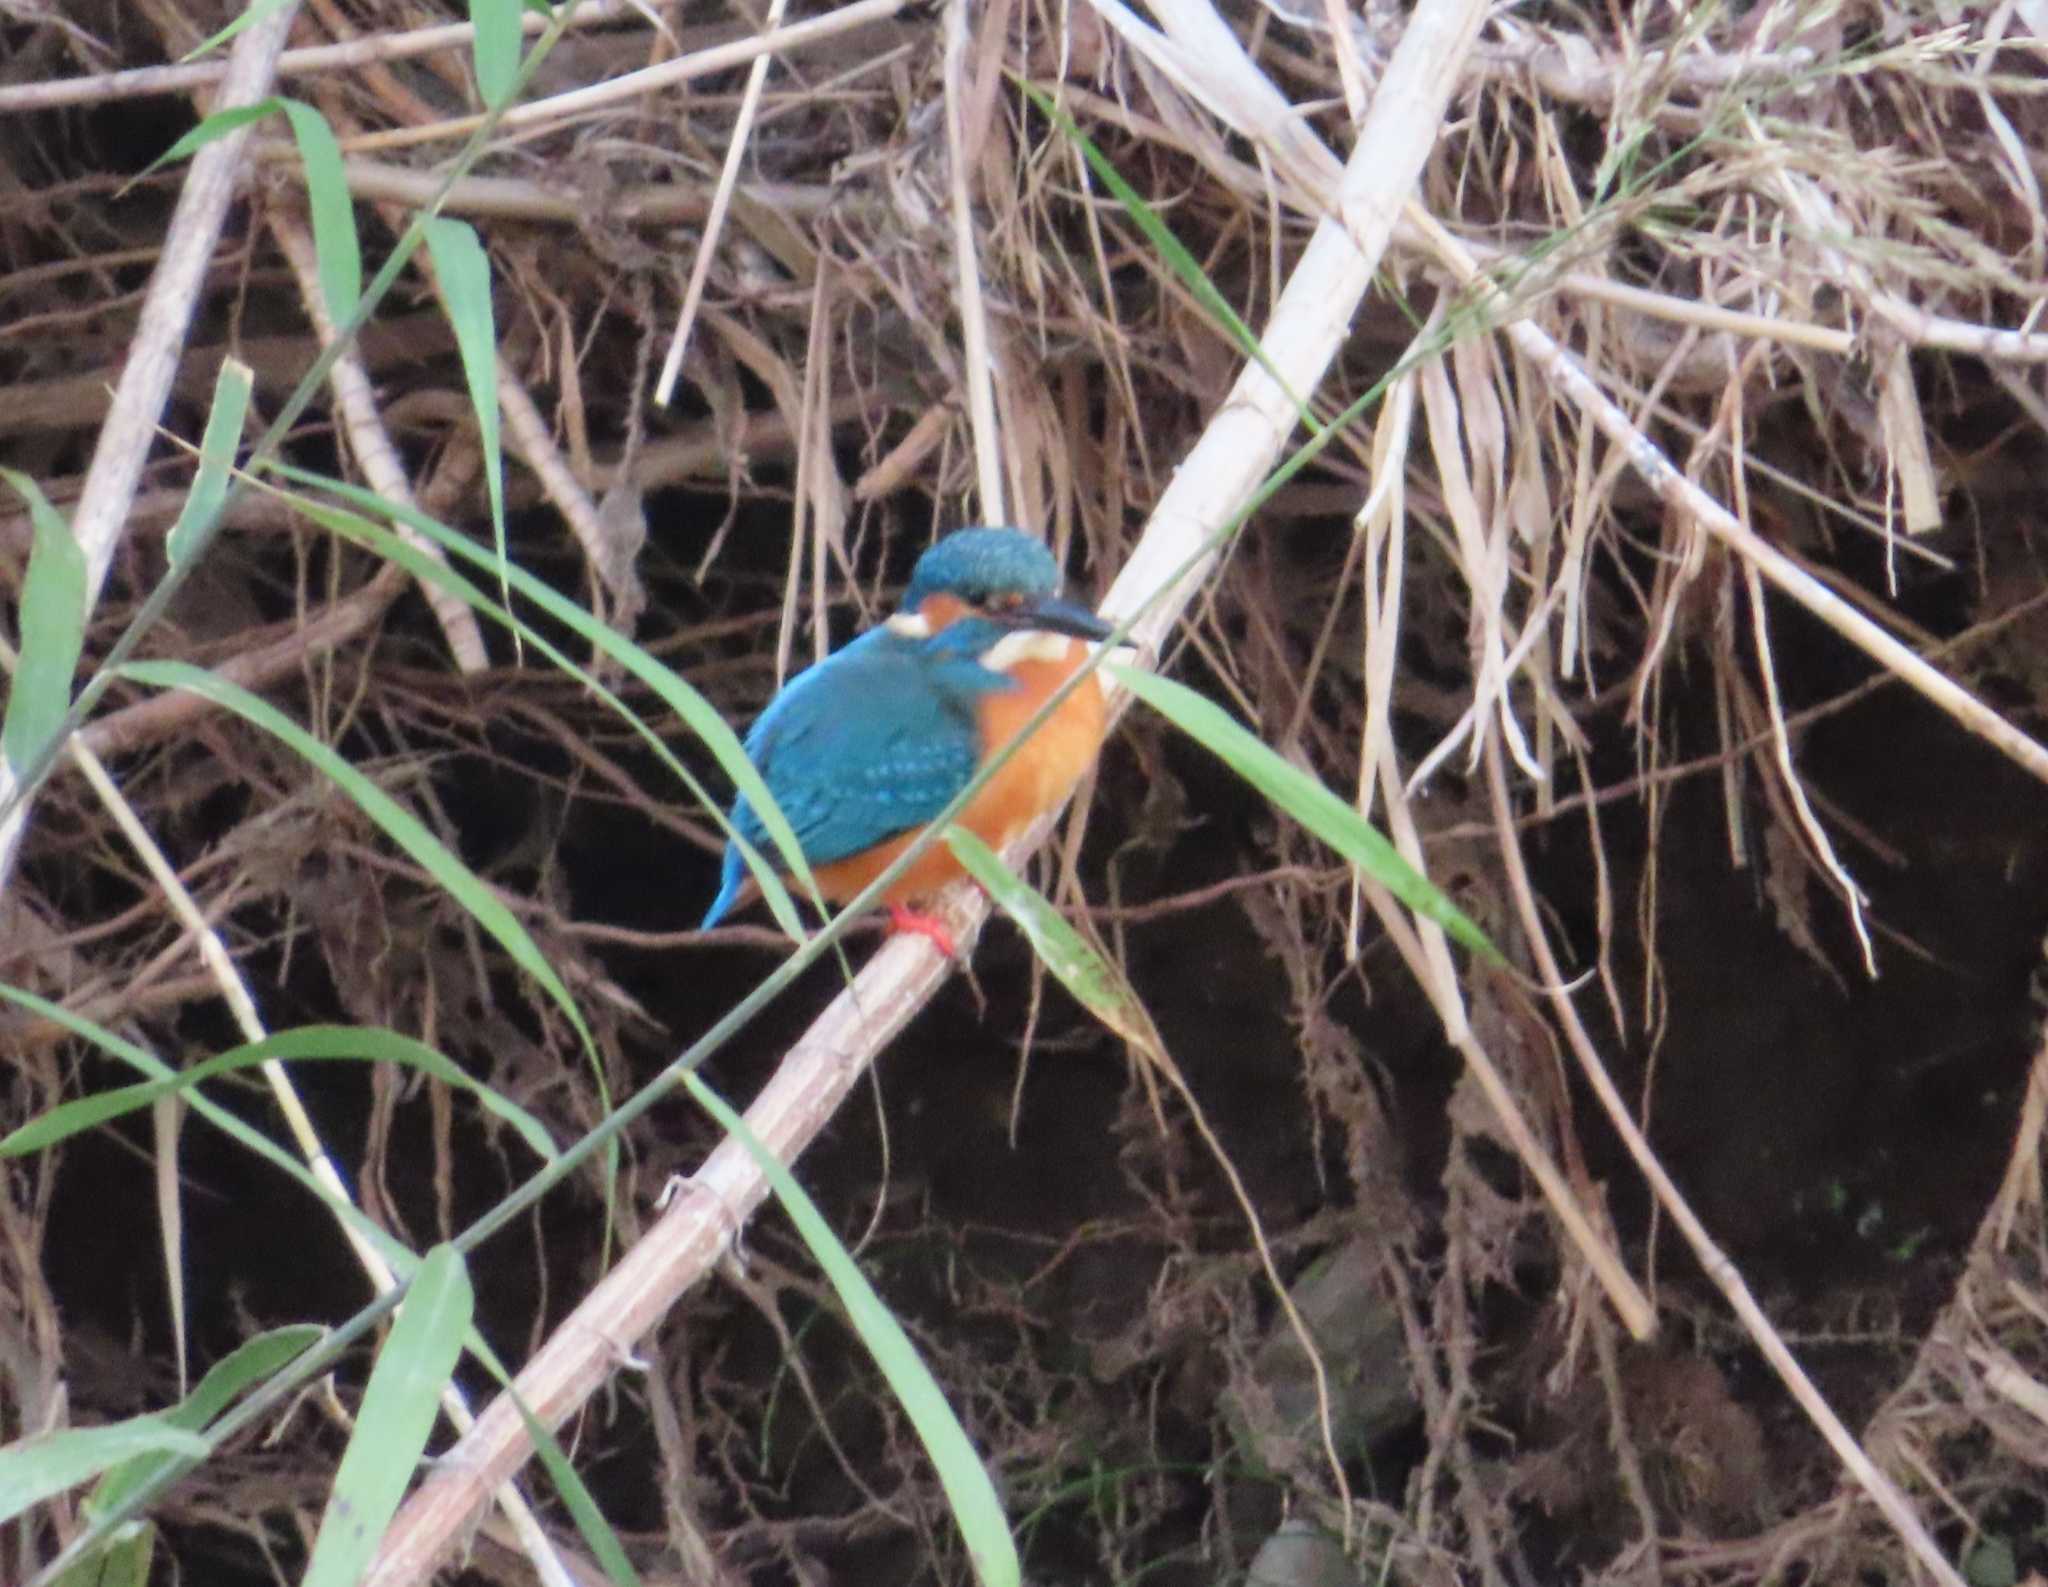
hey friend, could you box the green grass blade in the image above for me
[680,1070,1020,1587]
[0,471,87,778]
[0,1026,557,1165]
[504,1384,642,1587]
[163,1325,327,1431]
[302,1246,472,1587]
[143,101,279,174]
[0,1422,211,1527]
[166,359,254,568]
[0,984,420,1275]
[469,0,524,106]
[451,1324,639,1585]
[945,828,1155,1049]
[421,217,508,608]
[279,100,361,325]
[87,1326,325,1522]
[1017,80,1310,423]
[1108,664,1501,963]
[260,463,819,936]
[179,0,296,61]
[49,1517,153,1587]
[113,659,596,1051]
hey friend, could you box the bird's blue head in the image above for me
[894,527,1112,645]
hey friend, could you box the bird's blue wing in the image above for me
[702,630,995,927]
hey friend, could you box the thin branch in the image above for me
[0,0,650,113]
[269,212,489,672]
[327,0,914,156]
[946,0,1007,522]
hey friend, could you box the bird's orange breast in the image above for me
[808,639,1107,906]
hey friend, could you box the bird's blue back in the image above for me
[701,619,1017,926]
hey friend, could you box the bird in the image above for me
[700,527,1114,954]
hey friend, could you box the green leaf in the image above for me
[0,1026,557,1166]
[469,0,524,107]
[945,828,1157,1052]
[303,1246,472,1587]
[144,100,280,177]
[0,1421,211,1528]
[0,983,419,1278]
[442,1326,637,1586]
[1108,663,1502,962]
[279,100,361,325]
[681,1071,1020,1587]
[113,660,595,1051]
[171,1326,328,1431]
[421,217,506,601]
[167,359,254,569]
[179,0,297,62]
[508,1388,642,1587]
[50,1518,154,1587]
[1965,1536,2018,1587]
[1,470,87,777]
[1016,80,1308,423]
[258,466,818,938]
[87,1326,326,1522]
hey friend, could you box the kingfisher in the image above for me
[700,527,1114,951]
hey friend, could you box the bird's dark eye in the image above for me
[961,586,990,606]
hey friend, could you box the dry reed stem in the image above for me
[1990,1033,2048,1254]
[793,268,852,667]
[945,0,1008,522]
[1107,0,1652,1335]
[0,0,649,113]
[652,0,788,406]
[1739,562,1874,973]
[497,369,641,632]
[1375,729,1658,1340]
[361,910,970,1587]
[270,213,489,672]
[358,3,1492,1575]
[1971,1342,2048,1433]
[245,143,842,225]
[332,0,913,154]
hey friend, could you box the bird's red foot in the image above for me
[885,901,959,960]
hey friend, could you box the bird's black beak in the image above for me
[1007,593,1114,642]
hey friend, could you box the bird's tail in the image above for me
[700,846,747,930]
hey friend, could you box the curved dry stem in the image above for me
[270,212,489,673]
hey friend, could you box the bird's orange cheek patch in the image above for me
[920,593,968,632]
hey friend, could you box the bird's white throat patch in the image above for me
[979,629,1076,671]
